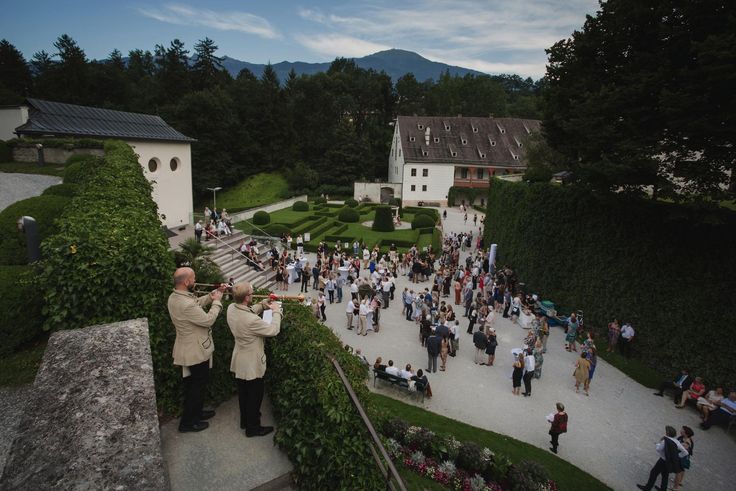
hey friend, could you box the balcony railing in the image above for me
[453,177,490,188]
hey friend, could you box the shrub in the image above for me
[63,156,99,184]
[456,441,485,475]
[0,139,11,161]
[292,200,309,211]
[372,206,394,232]
[65,153,95,165]
[0,265,45,355]
[338,206,360,223]
[345,198,359,208]
[42,183,79,197]
[382,417,409,442]
[0,195,72,265]
[314,196,327,205]
[411,213,435,229]
[264,223,290,237]
[252,210,270,225]
[405,426,435,456]
[508,460,551,491]
[266,304,383,489]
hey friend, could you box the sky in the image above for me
[0,0,601,79]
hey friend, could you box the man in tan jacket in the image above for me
[227,282,282,437]
[168,267,224,432]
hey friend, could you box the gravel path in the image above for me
[296,206,734,490]
[0,173,62,212]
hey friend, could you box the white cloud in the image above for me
[294,34,391,59]
[138,3,279,39]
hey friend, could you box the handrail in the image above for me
[205,230,264,271]
[240,219,280,247]
[329,357,406,491]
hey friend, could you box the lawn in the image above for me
[369,393,611,491]
[0,338,47,387]
[590,337,662,388]
[208,172,290,212]
[0,161,66,177]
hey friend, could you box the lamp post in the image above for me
[206,186,222,212]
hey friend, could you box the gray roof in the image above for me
[397,115,540,167]
[15,98,195,143]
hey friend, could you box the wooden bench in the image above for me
[373,369,426,402]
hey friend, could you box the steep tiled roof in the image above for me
[397,115,540,167]
[15,98,195,143]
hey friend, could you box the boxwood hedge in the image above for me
[42,183,79,197]
[484,179,736,388]
[411,213,435,229]
[372,206,394,232]
[338,206,360,223]
[253,210,270,225]
[292,200,309,211]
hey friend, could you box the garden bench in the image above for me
[373,369,426,402]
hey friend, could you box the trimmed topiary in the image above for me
[411,213,435,229]
[372,206,395,232]
[345,198,359,208]
[338,206,360,223]
[292,200,309,211]
[413,208,436,219]
[42,183,79,198]
[264,223,290,237]
[314,196,327,205]
[253,210,270,225]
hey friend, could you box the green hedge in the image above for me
[42,183,79,197]
[372,206,395,232]
[264,223,290,237]
[0,195,72,265]
[253,210,270,225]
[338,206,360,223]
[8,137,104,149]
[313,196,327,205]
[0,265,45,355]
[411,214,435,229]
[345,198,359,208]
[266,304,383,489]
[447,186,487,207]
[38,141,183,412]
[292,200,309,211]
[485,179,736,388]
[404,206,439,222]
[63,156,100,185]
[0,140,11,161]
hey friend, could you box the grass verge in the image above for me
[369,393,611,491]
[0,338,47,387]
[0,161,66,176]
[207,173,290,212]
[591,337,662,388]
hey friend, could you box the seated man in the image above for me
[654,369,692,402]
[385,360,400,377]
[411,369,431,396]
[700,391,736,430]
[400,363,414,380]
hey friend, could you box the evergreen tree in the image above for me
[0,39,32,103]
[155,39,190,105]
[52,34,89,104]
[192,37,227,90]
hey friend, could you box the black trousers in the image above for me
[642,458,670,491]
[181,360,210,428]
[300,278,309,292]
[657,380,683,399]
[549,430,561,450]
[523,371,533,395]
[237,377,264,431]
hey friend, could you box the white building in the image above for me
[387,115,541,206]
[8,98,195,229]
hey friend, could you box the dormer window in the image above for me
[514,137,523,147]
[448,144,458,157]
[509,149,519,160]
[421,149,429,156]
[443,121,450,131]
[477,147,486,158]
[433,137,440,143]
[417,123,424,130]
[409,136,416,142]
[472,126,479,133]
[496,123,506,134]
[489,137,496,147]
[460,135,468,145]
[522,123,531,135]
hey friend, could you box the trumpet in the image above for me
[193,283,306,303]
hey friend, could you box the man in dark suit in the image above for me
[654,369,692,403]
[637,426,683,491]
[426,330,441,373]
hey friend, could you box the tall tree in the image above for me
[155,39,190,105]
[52,34,89,103]
[191,37,227,90]
[0,39,32,103]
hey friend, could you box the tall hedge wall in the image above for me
[484,179,736,387]
[266,304,383,489]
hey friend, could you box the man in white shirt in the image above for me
[522,349,535,397]
[381,276,392,309]
[362,247,370,268]
[385,360,400,376]
[350,279,359,300]
[620,323,635,358]
[637,426,688,491]
[345,298,358,330]
[358,299,370,336]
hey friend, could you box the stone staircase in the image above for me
[206,230,278,291]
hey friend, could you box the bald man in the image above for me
[227,282,282,437]
[167,267,224,433]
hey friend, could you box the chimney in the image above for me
[425,127,431,146]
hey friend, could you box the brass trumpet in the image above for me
[193,283,305,302]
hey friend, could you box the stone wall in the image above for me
[12,146,104,164]
[0,318,169,490]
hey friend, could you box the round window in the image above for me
[148,158,158,172]
[170,158,179,171]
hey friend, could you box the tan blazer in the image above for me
[168,290,222,367]
[227,302,282,380]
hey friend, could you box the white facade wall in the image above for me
[400,163,455,205]
[0,106,28,141]
[387,123,405,183]
[131,140,193,229]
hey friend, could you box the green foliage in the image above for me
[0,265,45,355]
[0,195,71,265]
[175,238,223,285]
[210,173,290,211]
[7,137,104,149]
[523,165,553,183]
[63,156,99,184]
[38,141,182,413]
[456,441,485,475]
[337,206,360,223]
[344,198,359,208]
[372,205,394,232]
[0,339,46,387]
[485,179,736,388]
[388,197,402,214]
[0,140,11,161]
[266,304,383,489]
[313,196,327,205]
[508,461,551,491]
[41,183,79,197]
[264,223,290,237]
[292,200,309,211]
[252,210,270,225]
[446,187,487,207]
[65,153,95,165]
[411,213,435,229]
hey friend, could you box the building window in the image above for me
[422,185,427,192]
[422,168,428,177]
[460,167,469,179]
[409,136,415,142]
[398,148,401,157]
[477,168,484,179]
[411,168,417,177]
[411,185,416,191]
[433,137,440,143]
[418,124,424,130]
[170,157,179,171]
[148,158,159,172]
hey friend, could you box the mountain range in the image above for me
[218,49,485,82]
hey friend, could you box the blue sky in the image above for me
[1,0,600,79]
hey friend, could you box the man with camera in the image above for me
[168,267,224,433]
[227,282,282,437]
